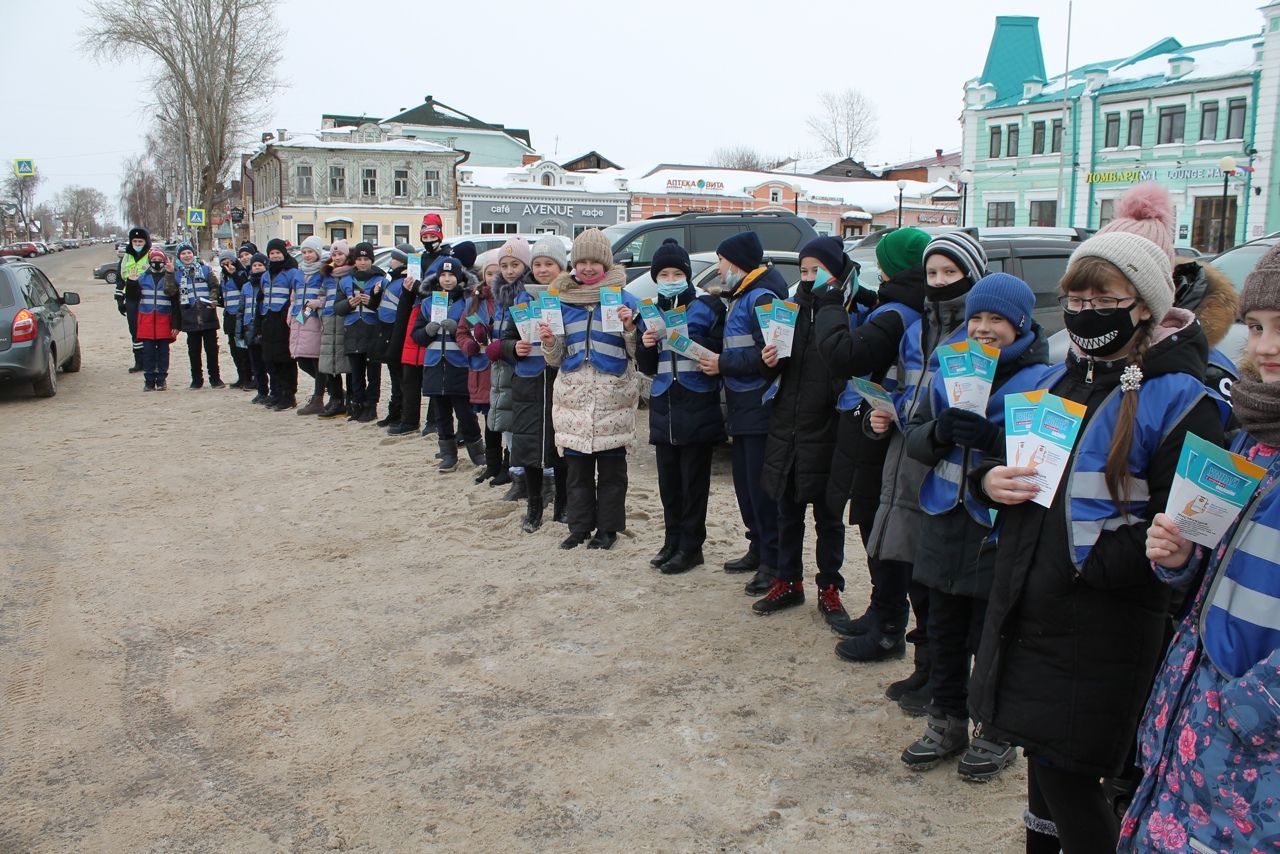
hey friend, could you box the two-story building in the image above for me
[961,6,1280,253]
[456,160,631,237]
[247,124,459,247]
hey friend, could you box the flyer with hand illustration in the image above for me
[667,331,715,362]
[754,305,773,339]
[938,339,999,414]
[430,292,448,323]
[1165,432,1266,548]
[540,290,564,335]
[1003,389,1087,508]
[600,287,624,332]
[663,305,688,339]
[848,378,900,426]
[511,303,532,341]
[768,300,798,358]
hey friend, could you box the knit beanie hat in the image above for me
[716,231,764,272]
[421,213,443,239]
[351,241,375,261]
[249,252,268,268]
[265,238,289,257]
[1068,233,1175,321]
[218,250,236,264]
[1096,182,1175,265]
[176,242,195,258]
[965,272,1036,332]
[1240,242,1280,316]
[923,231,987,283]
[238,241,258,256]
[389,243,414,267]
[476,249,499,274]
[330,239,350,260]
[876,228,930,279]
[451,241,477,270]
[650,238,692,282]
[571,228,613,268]
[530,235,567,270]
[148,247,167,262]
[799,235,847,279]
[299,235,326,258]
[496,236,531,269]
[436,257,463,280]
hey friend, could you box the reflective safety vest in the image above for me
[222,277,244,315]
[466,298,493,372]
[918,360,1057,526]
[649,295,718,396]
[376,276,405,324]
[836,301,922,411]
[173,263,212,306]
[136,271,172,339]
[261,267,297,313]
[422,296,468,368]
[321,275,340,316]
[1200,436,1280,679]
[340,273,382,325]
[722,285,774,393]
[294,270,324,316]
[560,293,638,377]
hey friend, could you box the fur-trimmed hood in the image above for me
[1173,259,1239,347]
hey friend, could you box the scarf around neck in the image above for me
[1232,362,1280,448]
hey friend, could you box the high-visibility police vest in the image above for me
[512,287,547,378]
[118,253,148,295]
[239,280,261,338]
[466,298,493,372]
[1201,435,1280,678]
[261,266,297,314]
[722,285,775,393]
[918,359,1057,526]
[560,294,638,377]
[836,301,922,411]
[422,295,467,368]
[174,263,212,306]
[339,273,383,326]
[649,295,718,396]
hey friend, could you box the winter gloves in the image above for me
[935,408,1002,454]
[424,321,441,338]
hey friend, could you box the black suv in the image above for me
[604,211,820,281]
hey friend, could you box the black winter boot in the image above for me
[464,438,487,467]
[475,430,502,483]
[437,439,459,473]
[318,393,345,419]
[887,641,932,705]
[355,402,377,422]
[723,545,760,574]
[376,402,401,428]
[834,621,906,662]
[900,714,969,770]
[490,450,513,487]
[521,491,544,533]
[501,471,527,502]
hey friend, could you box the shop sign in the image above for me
[1086,166,1237,184]
[666,178,726,192]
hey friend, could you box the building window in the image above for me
[424,169,441,198]
[1192,195,1238,253]
[394,225,410,245]
[1032,121,1046,155]
[986,201,1014,227]
[769,187,782,203]
[1006,123,1019,158]
[1104,113,1121,148]
[540,173,553,187]
[479,222,518,235]
[296,223,314,243]
[329,166,345,196]
[989,126,1002,158]
[329,226,348,242]
[1051,118,1063,153]
[1029,200,1057,227]
[1157,106,1186,144]
[362,224,378,245]
[393,169,409,198]
[1099,198,1116,228]
[1226,99,1246,139]
[361,168,377,196]
[1127,110,1144,147]
[1200,103,1219,141]
[296,165,313,196]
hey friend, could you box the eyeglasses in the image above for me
[1058,295,1140,316]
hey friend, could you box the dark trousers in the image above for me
[654,442,714,552]
[348,354,381,405]
[327,372,344,398]
[229,343,251,385]
[432,394,480,443]
[248,345,268,395]
[185,328,221,384]
[776,485,846,590]
[400,363,423,427]
[140,339,170,383]
[297,357,323,396]
[1026,759,1118,854]
[858,523,923,635]
[266,358,296,398]
[385,360,403,420]
[525,463,566,509]
[126,299,141,364]
[731,433,779,571]
[925,587,987,719]
[565,453,627,536]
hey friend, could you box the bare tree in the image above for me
[806,89,878,160]
[119,154,170,234]
[2,173,42,242]
[82,0,281,249]
[712,145,777,171]
[55,186,110,238]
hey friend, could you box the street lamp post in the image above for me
[1218,155,1237,254]
[896,179,907,228]
[959,169,974,228]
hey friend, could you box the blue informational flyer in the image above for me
[539,290,564,335]
[600,286,624,332]
[1166,432,1266,548]
[1003,389,1087,508]
[937,339,999,414]
[848,377,900,426]
[430,291,448,323]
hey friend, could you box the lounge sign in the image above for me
[1086,166,1237,184]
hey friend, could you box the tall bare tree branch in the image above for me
[806,89,878,160]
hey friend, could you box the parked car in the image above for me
[603,211,821,282]
[438,233,573,261]
[1174,246,1202,259]
[1,243,41,258]
[93,260,120,284]
[0,261,81,397]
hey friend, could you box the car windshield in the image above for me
[1211,242,1275,292]
[602,221,645,248]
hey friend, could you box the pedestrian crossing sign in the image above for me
[187,208,206,226]
[13,159,35,177]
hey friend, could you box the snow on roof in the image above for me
[458,163,631,194]
[774,156,848,174]
[264,132,455,155]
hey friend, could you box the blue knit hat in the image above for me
[799,235,847,279]
[716,231,763,272]
[965,272,1035,332]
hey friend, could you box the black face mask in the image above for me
[1063,308,1140,357]
[423,239,441,252]
[926,278,971,303]
[149,263,165,275]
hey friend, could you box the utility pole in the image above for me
[1055,0,1074,226]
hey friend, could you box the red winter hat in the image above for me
[148,248,167,262]
[420,213,443,238]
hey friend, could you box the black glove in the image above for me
[853,284,878,309]
[948,408,1001,452]
[115,297,127,316]
[815,284,846,309]
[933,407,960,444]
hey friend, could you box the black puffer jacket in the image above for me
[635,288,726,446]
[371,266,409,363]
[814,267,927,524]
[501,281,559,469]
[760,278,847,505]
[967,314,1226,776]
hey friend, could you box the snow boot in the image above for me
[318,393,346,419]
[887,641,932,707]
[474,430,502,483]
[296,394,324,416]
[957,726,1017,782]
[834,621,906,662]
[355,403,377,423]
[437,439,459,473]
[501,471,527,502]
[901,714,969,770]
[464,438,488,467]
[521,491,544,534]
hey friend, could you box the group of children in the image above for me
[116,187,1280,852]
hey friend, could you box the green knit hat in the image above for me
[875,227,930,280]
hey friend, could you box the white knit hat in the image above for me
[1068,233,1175,321]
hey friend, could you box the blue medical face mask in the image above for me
[722,268,744,289]
[656,279,687,299]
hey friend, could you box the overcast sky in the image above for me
[1,0,1266,221]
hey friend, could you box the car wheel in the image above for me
[64,338,82,373]
[32,347,57,397]
[104,270,118,284]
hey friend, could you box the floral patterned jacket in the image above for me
[1121,438,1280,853]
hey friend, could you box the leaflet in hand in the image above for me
[638,300,666,343]
[511,303,533,341]
[848,378,899,426]
[540,290,564,335]
[1165,432,1266,548]
[430,291,449,323]
[600,287,624,333]
[293,305,313,325]
[663,305,688,339]
[938,339,999,414]
[1004,389,1087,508]
[407,253,422,281]
[754,305,773,339]
[667,331,715,362]
[767,300,798,358]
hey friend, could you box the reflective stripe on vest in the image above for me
[138,273,170,314]
[321,277,339,316]
[836,302,922,411]
[340,273,381,325]
[422,298,468,367]
[222,281,243,315]
[561,301,632,377]
[376,279,404,324]
[652,297,717,396]
[261,269,292,313]
[722,286,774,392]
